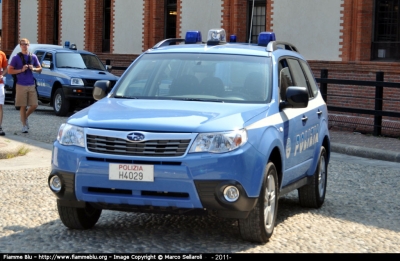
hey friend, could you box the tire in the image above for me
[239,162,279,243]
[53,88,70,116]
[298,146,328,208]
[57,201,102,229]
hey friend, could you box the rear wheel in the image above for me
[57,201,102,229]
[298,146,328,208]
[53,88,70,116]
[239,162,279,243]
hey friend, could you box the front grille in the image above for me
[86,134,191,157]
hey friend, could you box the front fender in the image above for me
[246,125,284,195]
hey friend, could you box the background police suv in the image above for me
[49,29,331,243]
[5,43,118,116]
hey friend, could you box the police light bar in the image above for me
[230,35,237,43]
[207,28,226,45]
[185,31,202,44]
[258,32,276,47]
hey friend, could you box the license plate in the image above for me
[109,163,154,182]
[5,90,12,94]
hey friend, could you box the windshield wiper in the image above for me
[181,98,224,102]
[58,66,85,69]
[114,95,139,99]
[85,67,104,70]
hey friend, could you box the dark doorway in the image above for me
[53,0,60,45]
[103,0,111,52]
[165,0,177,38]
[372,0,400,60]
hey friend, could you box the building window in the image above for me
[373,0,400,60]
[165,0,177,38]
[103,0,111,52]
[248,0,266,43]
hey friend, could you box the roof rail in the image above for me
[266,41,299,53]
[152,38,185,49]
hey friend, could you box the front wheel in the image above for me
[57,201,102,229]
[53,88,70,116]
[239,162,279,243]
[298,146,328,208]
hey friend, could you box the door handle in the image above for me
[317,110,323,115]
[302,116,308,121]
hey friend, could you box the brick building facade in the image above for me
[1,0,400,136]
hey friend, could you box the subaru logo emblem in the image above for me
[127,132,145,142]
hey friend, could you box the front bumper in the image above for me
[62,85,95,101]
[50,140,265,218]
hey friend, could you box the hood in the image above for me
[57,68,119,81]
[69,98,270,132]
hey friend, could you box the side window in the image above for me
[287,59,308,88]
[44,52,53,62]
[278,59,294,101]
[287,58,312,98]
[300,60,318,98]
[35,51,45,62]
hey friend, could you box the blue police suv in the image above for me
[48,29,330,243]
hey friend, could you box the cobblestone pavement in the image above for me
[0,103,399,253]
[0,154,399,253]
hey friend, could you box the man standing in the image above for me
[0,49,8,136]
[8,38,42,133]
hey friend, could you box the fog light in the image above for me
[49,175,62,193]
[223,186,239,202]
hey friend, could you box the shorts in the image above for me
[0,84,4,105]
[15,84,38,107]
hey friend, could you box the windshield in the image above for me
[56,53,106,71]
[114,53,272,103]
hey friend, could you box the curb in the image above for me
[0,135,53,170]
[331,143,400,163]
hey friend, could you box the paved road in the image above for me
[0,103,399,253]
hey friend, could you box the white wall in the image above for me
[20,0,38,43]
[60,0,85,50]
[181,0,223,39]
[113,0,144,54]
[272,0,343,61]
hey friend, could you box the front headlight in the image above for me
[189,129,248,153]
[57,123,85,147]
[71,78,84,86]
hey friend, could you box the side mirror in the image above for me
[279,86,309,110]
[93,80,111,100]
[41,60,51,69]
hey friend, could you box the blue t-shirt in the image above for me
[10,53,40,86]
